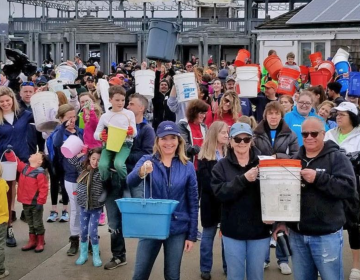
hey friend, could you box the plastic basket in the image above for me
[116,168,179,239]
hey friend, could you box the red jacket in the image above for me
[205,107,240,128]
[5,153,48,205]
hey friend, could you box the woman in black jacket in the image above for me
[198,121,229,280]
[211,122,272,280]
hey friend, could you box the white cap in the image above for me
[334,102,358,115]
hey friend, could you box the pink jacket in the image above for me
[83,110,102,149]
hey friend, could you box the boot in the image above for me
[75,242,88,265]
[35,234,45,253]
[6,226,17,247]
[21,233,37,251]
[98,180,111,204]
[92,244,102,267]
[67,235,79,256]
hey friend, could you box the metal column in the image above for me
[198,41,203,67]
[100,43,109,73]
[137,34,142,62]
[0,36,6,62]
[68,29,77,60]
[55,42,62,64]
[27,32,34,61]
[203,35,208,66]
[34,32,40,66]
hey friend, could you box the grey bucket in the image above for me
[146,20,180,62]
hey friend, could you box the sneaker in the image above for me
[197,230,202,241]
[59,210,69,222]
[278,263,292,275]
[350,268,360,280]
[47,211,59,223]
[0,270,9,279]
[6,227,16,247]
[264,262,270,269]
[270,237,277,248]
[104,256,127,270]
[99,212,106,226]
[201,272,211,280]
[11,211,17,222]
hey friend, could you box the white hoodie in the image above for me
[324,126,360,153]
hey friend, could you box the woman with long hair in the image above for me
[317,100,337,129]
[279,95,294,114]
[127,121,198,280]
[307,85,326,110]
[198,121,229,279]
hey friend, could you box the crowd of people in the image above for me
[0,49,359,280]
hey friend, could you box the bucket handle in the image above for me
[0,150,18,165]
[236,74,259,81]
[142,164,153,204]
[108,112,131,127]
[281,165,301,181]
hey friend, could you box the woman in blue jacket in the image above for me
[127,121,198,280]
[53,104,83,256]
[0,86,33,247]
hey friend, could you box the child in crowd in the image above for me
[5,148,48,253]
[94,85,136,200]
[82,101,102,149]
[0,165,9,278]
[68,147,103,267]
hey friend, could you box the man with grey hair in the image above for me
[274,117,358,280]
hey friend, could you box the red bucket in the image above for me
[234,49,251,67]
[277,68,300,96]
[299,65,309,84]
[318,61,335,82]
[310,71,328,89]
[309,52,322,67]
[263,55,283,81]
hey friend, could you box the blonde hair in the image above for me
[218,90,241,122]
[237,115,258,130]
[56,104,75,120]
[318,100,335,111]
[198,121,228,161]
[153,135,189,165]
[0,87,21,125]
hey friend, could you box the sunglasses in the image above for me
[21,82,35,87]
[224,98,232,104]
[233,136,252,144]
[301,131,323,138]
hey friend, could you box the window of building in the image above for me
[300,42,326,66]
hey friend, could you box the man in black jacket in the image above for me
[274,117,358,280]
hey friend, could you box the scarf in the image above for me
[77,168,95,210]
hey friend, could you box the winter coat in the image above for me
[211,147,272,240]
[324,126,360,153]
[0,109,33,162]
[284,106,329,146]
[198,159,221,228]
[127,154,199,241]
[178,119,207,162]
[288,141,357,235]
[82,110,102,149]
[253,120,299,158]
[126,119,155,173]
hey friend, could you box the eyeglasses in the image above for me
[21,82,35,87]
[336,112,349,118]
[298,101,312,107]
[224,98,232,104]
[233,136,252,144]
[301,131,323,138]
[199,112,207,116]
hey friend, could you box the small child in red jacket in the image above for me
[5,148,48,253]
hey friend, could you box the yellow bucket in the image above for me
[106,125,127,152]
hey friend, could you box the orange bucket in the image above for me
[234,49,251,67]
[310,71,328,89]
[263,55,283,81]
[277,68,300,96]
[318,61,335,82]
[299,65,309,84]
[259,159,301,168]
[309,52,322,67]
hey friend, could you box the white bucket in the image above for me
[48,79,65,93]
[332,48,350,65]
[30,91,60,133]
[174,73,198,103]
[55,62,78,84]
[135,70,155,99]
[259,165,301,221]
[0,151,17,181]
[236,66,259,98]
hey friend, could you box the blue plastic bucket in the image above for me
[349,72,360,97]
[335,61,350,75]
[116,198,179,240]
[146,20,180,62]
[337,78,349,96]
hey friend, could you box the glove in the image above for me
[81,145,89,154]
[101,129,108,142]
[5,145,13,153]
[127,126,134,136]
[36,204,43,211]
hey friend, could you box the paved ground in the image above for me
[4,200,353,280]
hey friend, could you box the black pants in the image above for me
[49,166,69,206]
[348,226,360,250]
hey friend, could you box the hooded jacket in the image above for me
[288,141,358,235]
[211,147,272,240]
[324,126,360,153]
[253,120,299,159]
[127,153,199,241]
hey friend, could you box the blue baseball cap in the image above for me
[230,123,253,138]
[35,75,48,86]
[156,121,181,138]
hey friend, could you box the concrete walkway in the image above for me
[4,200,352,280]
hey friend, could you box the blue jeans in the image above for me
[132,233,187,280]
[200,226,227,273]
[265,240,289,264]
[222,235,270,280]
[79,207,102,244]
[289,229,344,280]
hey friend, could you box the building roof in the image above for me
[255,6,305,29]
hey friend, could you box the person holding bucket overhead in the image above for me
[211,122,272,280]
[127,121,198,280]
[94,85,136,200]
[52,104,84,256]
[0,86,34,247]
